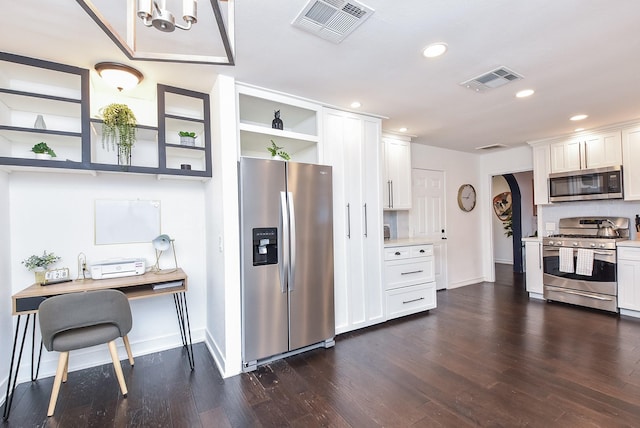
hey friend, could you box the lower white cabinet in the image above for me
[384,243,436,320]
[617,246,640,316]
[524,239,544,298]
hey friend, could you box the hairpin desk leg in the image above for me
[173,292,194,370]
[3,314,34,421]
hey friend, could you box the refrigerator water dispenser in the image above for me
[253,227,278,266]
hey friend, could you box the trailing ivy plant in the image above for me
[100,103,137,162]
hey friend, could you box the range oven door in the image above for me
[542,246,618,312]
[542,246,616,293]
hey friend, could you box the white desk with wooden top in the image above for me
[3,268,193,420]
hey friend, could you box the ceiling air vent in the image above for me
[475,144,508,151]
[460,67,523,92]
[292,0,374,43]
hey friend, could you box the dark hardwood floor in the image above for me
[4,264,640,427]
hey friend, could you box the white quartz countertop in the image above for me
[383,238,442,247]
[617,240,640,248]
[521,237,541,242]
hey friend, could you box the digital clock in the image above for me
[42,268,71,285]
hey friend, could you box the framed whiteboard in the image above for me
[95,199,161,245]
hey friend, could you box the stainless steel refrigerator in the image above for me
[239,157,335,371]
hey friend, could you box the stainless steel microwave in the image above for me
[548,166,623,202]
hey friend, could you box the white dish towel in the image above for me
[559,247,574,273]
[576,248,594,276]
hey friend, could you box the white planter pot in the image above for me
[35,153,52,160]
[180,136,196,146]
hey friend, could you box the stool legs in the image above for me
[47,352,69,417]
[107,341,128,397]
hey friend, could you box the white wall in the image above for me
[8,171,207,382]
[0,171,11,401]
[491,175,512,264]
[411,144,484,288]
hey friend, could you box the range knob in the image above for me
[599,243,606,248]
[555,241,562,246]
[572,242,579,246]
[590,243,596,248]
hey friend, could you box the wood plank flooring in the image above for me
[4,264,640,427]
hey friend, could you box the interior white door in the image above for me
[410,168,447,290]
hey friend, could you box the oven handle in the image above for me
[557,289,613,301]
[543,247,614,256]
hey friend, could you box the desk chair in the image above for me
[38,289,134,417]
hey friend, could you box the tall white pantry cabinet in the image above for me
[323,108,385,334]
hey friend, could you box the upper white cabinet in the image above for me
[550,131,621,173]
[532,144,550,205]
[382,135,412,210]
[622,125,640,200]
[323,107,385,334]
[237,84,321,164]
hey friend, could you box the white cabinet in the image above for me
[617,246,640,316]
[237,84,321,164]
[323,108,385,334]
[382,136,411,210]
[524,240,543,298]
[532,144,550,205]
[550,131,621,173]
[384,244,436,320]
[622,125,640,200]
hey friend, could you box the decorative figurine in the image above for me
[272,110,283,130]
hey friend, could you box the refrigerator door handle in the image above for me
[363,203,368,237]
[288,191,296,292]
[280,191,289,294]
[346,203,351,238]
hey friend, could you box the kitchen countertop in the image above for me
[617,240,640,248]
[521,237,541,242]
[384,238,441,247]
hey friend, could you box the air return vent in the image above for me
[460,67,523,92]
[292,0,374,43]
[475,144,508,151]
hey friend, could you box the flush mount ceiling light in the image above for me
[575,128,585,132]
[95,62,144,91]
[75,0,235,65]
[399,127,408,132]
[137,0,197,32]
[570,114,588,121]
[422,43,448,58]
[516,89,535,98]
[350,101,362,108]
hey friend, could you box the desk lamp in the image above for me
[152,234,178,273]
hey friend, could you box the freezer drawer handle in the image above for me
[401,270,424,275]
[403,297,425,304]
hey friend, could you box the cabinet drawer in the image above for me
[384,247,411,261]
[411,245,433,257]
[618,247,640,261]
[385,258,434,290]
[386,282,436,320]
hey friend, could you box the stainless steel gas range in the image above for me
[542,217,630,312]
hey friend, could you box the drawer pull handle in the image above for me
[401,270,423,275]
[395,251,401,256]
[419,249,425,253]
[403,297,425,304]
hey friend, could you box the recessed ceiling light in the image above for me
[350,101,361,108]
[570,114,588,121]
[399,127,407,132]
[422,43,448,58]
[575,128,585,132]
[516,89,535,98]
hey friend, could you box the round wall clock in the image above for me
[457,184,476,212]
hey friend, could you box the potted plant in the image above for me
[100,103,137,166]
[22,251,61,284]
[31,142,56,160]
[267,140,290,161]
[178,131,197,146]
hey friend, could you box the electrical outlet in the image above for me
[545,222,556,231]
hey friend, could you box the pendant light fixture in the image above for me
[95,62,144,92]
[137,0,197,32]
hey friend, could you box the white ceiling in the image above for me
[4,0,640,152]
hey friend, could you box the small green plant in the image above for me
[100,103,137,163]
[31,142,56,157]
[22,251,60,271]
[178,131,196,138]
[267,140,290,160]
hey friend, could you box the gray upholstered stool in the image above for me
[38,289,134,417]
